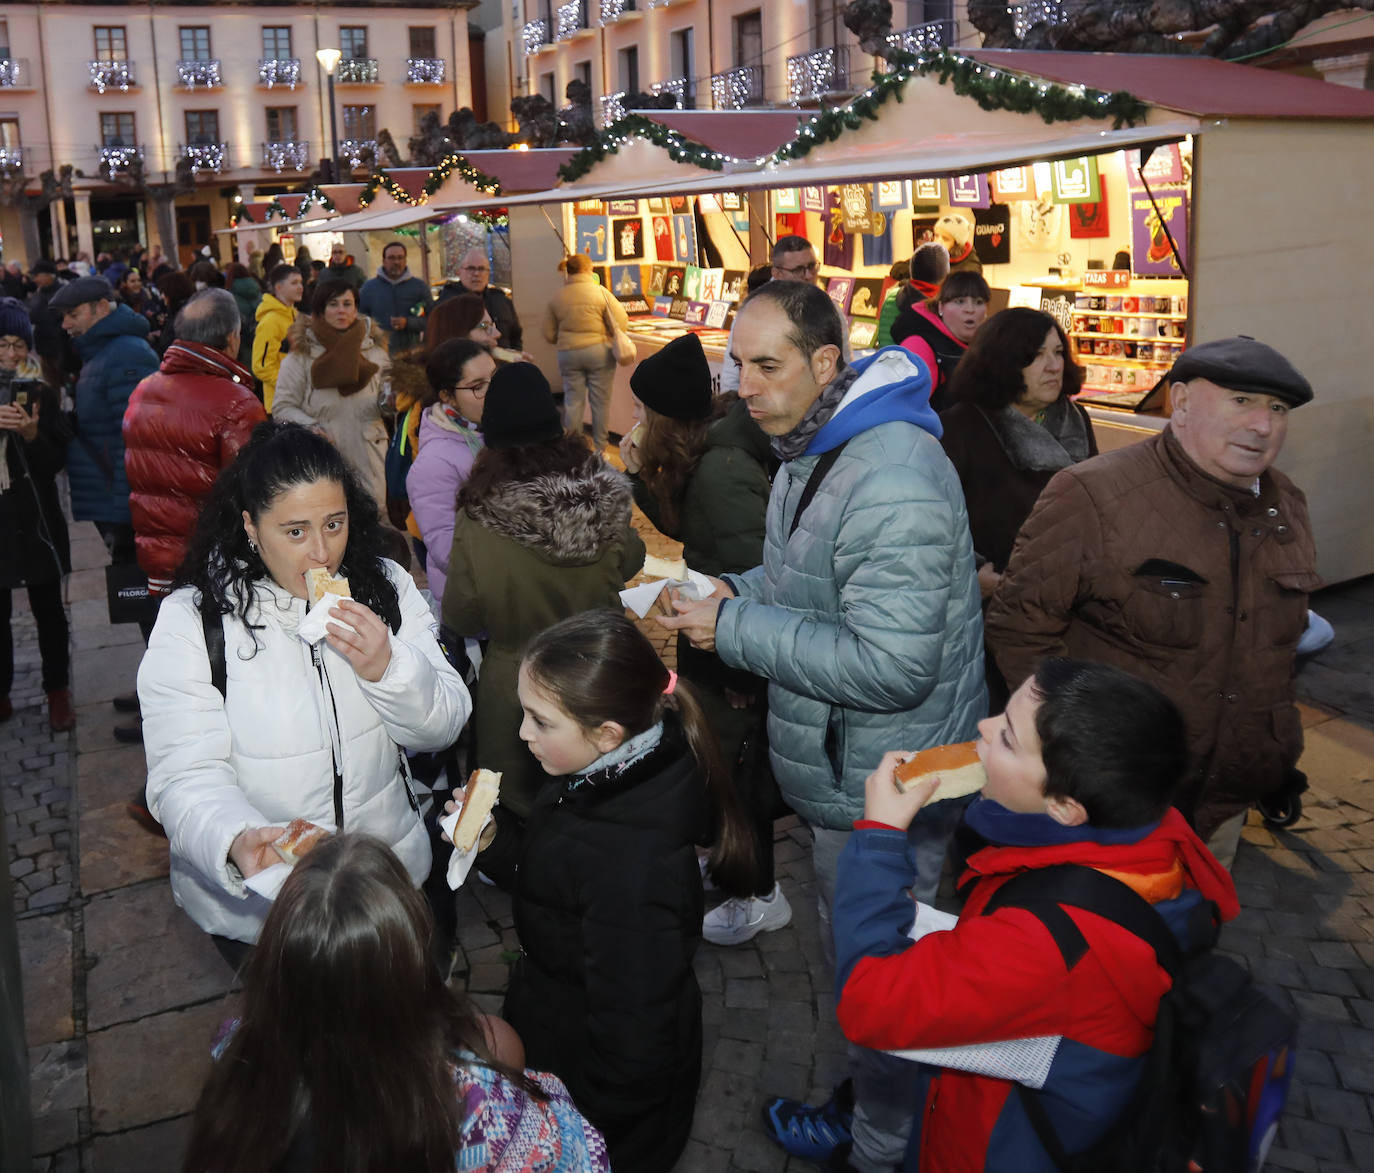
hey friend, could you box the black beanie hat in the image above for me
[629,332,712,421]
[480,362,564,450]
[0,298,34,348]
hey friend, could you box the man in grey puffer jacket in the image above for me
[663,279,985,1171]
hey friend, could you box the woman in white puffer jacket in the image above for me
[138,420,470,954]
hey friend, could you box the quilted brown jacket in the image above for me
[985,427,1319,838]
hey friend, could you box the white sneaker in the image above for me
[702,884,793,946]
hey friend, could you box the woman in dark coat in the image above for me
[441,364,644,882]
[0,300,73,730]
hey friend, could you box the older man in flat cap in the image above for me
[986,336,1318,866]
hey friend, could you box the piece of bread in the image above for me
[453,769,501,853]
[272,818,332,865]
[893,741,987,802]
[642,553,688,581]
[630,421,646,446]
[305,567,351,606]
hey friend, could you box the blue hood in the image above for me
[807,345,941,455]
[74,301,151,359]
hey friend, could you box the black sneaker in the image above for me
[113,722,144,744]
[112,693,141,714]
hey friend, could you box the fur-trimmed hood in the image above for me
[465,458,633,564]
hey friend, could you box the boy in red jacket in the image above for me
[829,658,1239,1173]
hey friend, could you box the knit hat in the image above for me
[934,213,973,250]
[28,258,57,277]
[629,333,712,421]
[480,362,564,450]
[49,275,115,311]
[908,242,951,288]
[0,298,34,348]
[1168,336,1313,407]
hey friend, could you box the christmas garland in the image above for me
[358,153,502,209]
[556,113,726,184]
[230,187,335,225]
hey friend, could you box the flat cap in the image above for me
[1168,335,1312,407]
[48,275,115,311]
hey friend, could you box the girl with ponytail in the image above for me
[471,609,753,1173]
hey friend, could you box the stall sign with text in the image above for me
[1050,157,1101,204]
[839,184,877,233]
[1126,144,1185,191]
[948,174,990,208]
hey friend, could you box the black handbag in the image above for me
[105,561,159,626]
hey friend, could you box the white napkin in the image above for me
[297,593,358,645]
[619,569,716,618]
[244,861,292,901]
[438,806,495,890]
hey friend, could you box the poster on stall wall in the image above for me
[647,265,669,296]
[612,218,644,260]
[991,166,1035,202]
[774,188,801,214]
[1049,157,1101,204]
[663,266,687,297]
[1130,190,1189,276]
[684,301,710,326]
[839,184,879,233]
[826,276,855,312]
[608,200,639,215]
[911,215,939,246]
[847,278,885,319]
[575,199,606,215]
[721,192,743,210]
[576,217,608,262]
[648,197,671,213]
[912,178,943,204]
[652,297,673,316]
[669,196,688,212]
[672,214,697,264]
[1068,177,1110,239]
[1126,144,1184,191]
[592,267,610,289]
[722,270,748,301]
[948,174,991,208]
[874,180,907,210]
[706,300,732,329]
[1016,201,1063,251]
[850,320,879,350]
[699,268,725,302]
[652,216,674,261]
[973,204,1011,265]
[802,186,824,213]
[683,266,704,302]
[610,265,644,300]
[668,295,690,319]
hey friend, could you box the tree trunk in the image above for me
[18,205,42,265]
[150,193,179,268]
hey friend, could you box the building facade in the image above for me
[0,1,480,266]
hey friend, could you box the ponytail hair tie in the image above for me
[663,669,678,696]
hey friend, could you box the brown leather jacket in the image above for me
[985,427,1319,838]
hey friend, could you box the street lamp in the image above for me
[315,47,342,182]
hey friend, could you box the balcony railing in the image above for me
[175,58,221,89]
[886,19,954,55]
[786,46,850,105]
[262,140,311,172]
[406,58,446,84]
[0,58,32,88]
[711,65,763,110]
[97,145,143,174]
[599,91,627,127]
[259,58,301,88]
[556,0,589,41]
[336,58,380,85]
[651,77,692,109]
[599,0,636,22]
[522,19,551,56]
[1012,0,1066,39]
[180,142,228,174]
[339,138,378,169]
[0,146,23,176]
[89,61,135,93]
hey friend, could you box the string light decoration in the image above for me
[600,0,632,23]
[258,58,301,88]
[340,138,378,169]
[0,147,23,176]
[337,58,380,85]
[522,19,551,56]
[406,58,446,84]
[357,153,503,209]
[263,141,310,171]
[229,188,335,227]
[181,143,228,174]
[886,19,952,54]
[710,65,762,110]
[97,145,142,174]
[600,91,628,127]
[556,1,587,41]
[560,48,1149,182]
[1011,1,1067,40]
[652,77,689,108]
[787,47,848,106]
[175,59,221,89]
[89,61,134,93]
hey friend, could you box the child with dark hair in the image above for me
[183,833,608,1173]
[815,659,1239,1173]
[476,609,755,1173]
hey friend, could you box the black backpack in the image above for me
[983,864,1295,1173]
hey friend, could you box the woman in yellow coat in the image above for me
[252,262,303,411]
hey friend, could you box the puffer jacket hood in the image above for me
[808,346,941,456]
[73,300,150,359]
[464,458,634,564]
[254,292,293,329]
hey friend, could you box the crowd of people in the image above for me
[0,231,1321,1173]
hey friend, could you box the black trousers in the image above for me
[0,581,70,695]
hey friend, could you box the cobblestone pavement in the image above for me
[6,506,1374,1172]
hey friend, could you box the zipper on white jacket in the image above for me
[311,641,346,827]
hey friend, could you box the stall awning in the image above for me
[294,204,440,234]
[625,110,805,161]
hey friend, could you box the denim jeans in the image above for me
[557,344,616,450]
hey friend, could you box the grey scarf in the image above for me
[772,363,859,463]
[982,398,1091,473]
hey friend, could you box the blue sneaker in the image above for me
[761,1079,854,1162]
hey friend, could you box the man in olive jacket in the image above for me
[986,336,1318,867]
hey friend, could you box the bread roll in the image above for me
[305,567,351,606]
[453,769,501,853]
[272,818,332,865]
[642,553,688,581]
[893,741,986,802]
